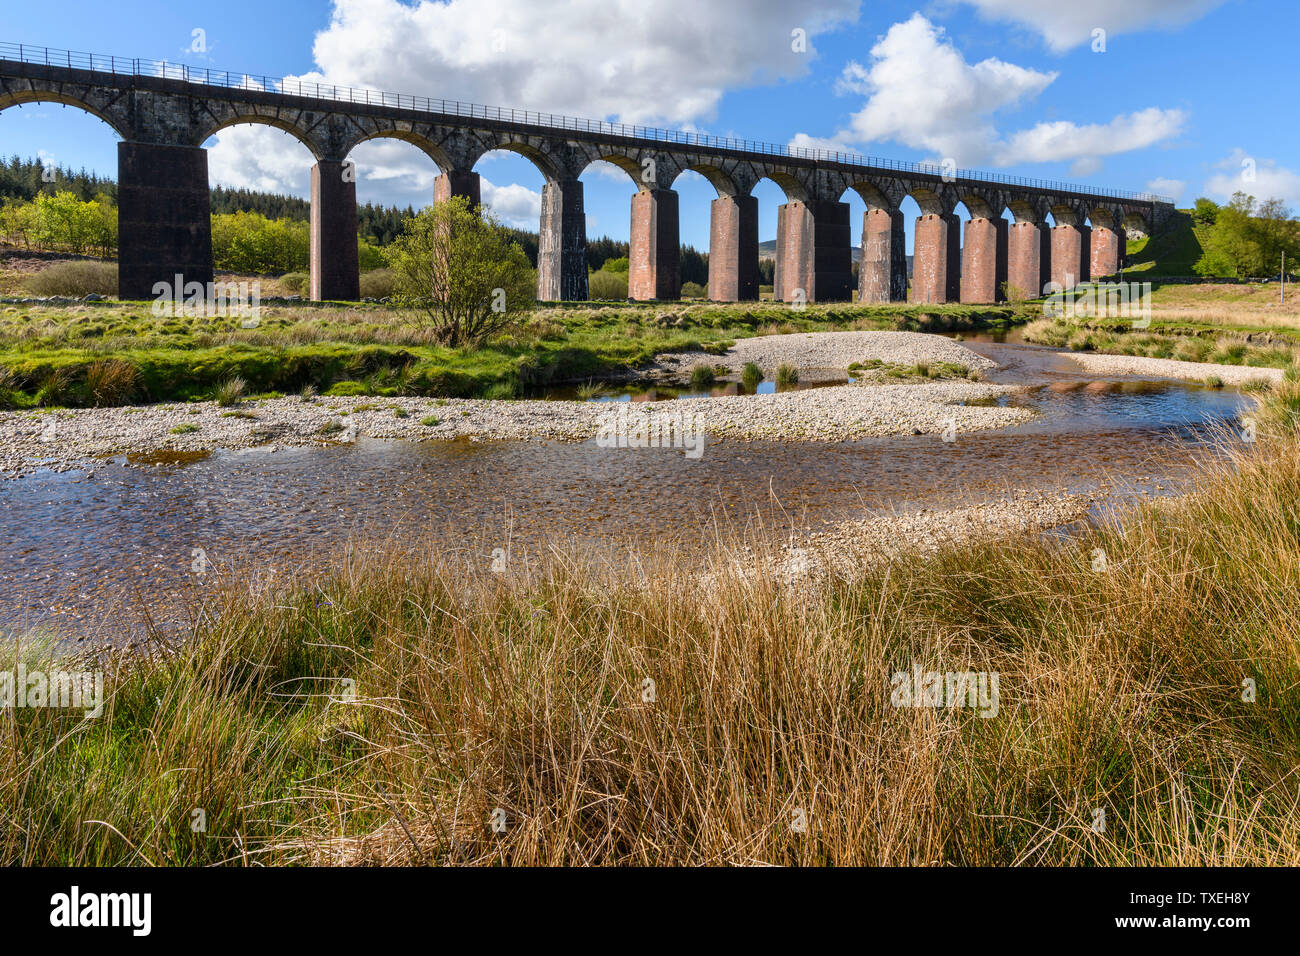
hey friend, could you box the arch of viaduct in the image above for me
[0,53,1175,303]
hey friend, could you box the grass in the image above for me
[689,363,715,390]
[0,299,1026,407]
[214,376,246,407]
[169,423,200,434]
[419,415,439,427]
[741,361,763,391]
[775,362,799,389]
[5,386,1300,865]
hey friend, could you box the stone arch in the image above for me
[0,88,129,139]
[461,132,566,182]
[906,185,954,217]
[671,162,738,198]
[1006,196,1050,224]
[579,150,643,187]
[196,112,322,159]
[1047,201,1087,227]
[1121,209,1151,238]
[956,189,1004,221]
[843,179,895,212]
[342,128,452,172]
[755,170,810,204]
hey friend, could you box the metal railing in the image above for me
[0,41,1173,204]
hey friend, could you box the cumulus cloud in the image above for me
[801,14,1185,174]
[480,179,542,229]
[207,0,861,207]
[1204,149,1300,207]
[305,0,859,126]
[995,107,1187,166]
[1146,177,1187,201]
[956,0,1228,52]
[831,14,1056,165]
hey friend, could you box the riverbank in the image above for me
[0,332,1030,476]
[5,387,1298,866]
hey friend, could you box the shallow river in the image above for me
[0,342,1249,641]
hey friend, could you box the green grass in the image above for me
[0,300,1027,408]
[169,423,200,434]
[1124,210,1211,277]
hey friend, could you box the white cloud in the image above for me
[1146,176,1187,201]
[1204,149,1300,207]
[831,14,1056,165]
[304,0,859,126]
[995,107,1187,166]
[800,15,1186,173]
[956,0,1228,52]
[206,125,315,195]
[481,179,541,229]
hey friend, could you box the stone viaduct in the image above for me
[0,44,1175,304]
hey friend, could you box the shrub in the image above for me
[689,364,716,390]
[279,272,309,295]
[359,268,396,300]
[588,270,629,301]
[385,196,536,346]
[85,360,140,407]
[24,261,118,298]
[215,376,246,407]
[775,363,799,389]
[35,368,75,407]
[741,362,763,392]
[681,281,707,298]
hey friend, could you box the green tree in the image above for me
[385,196,536,347]
[1192,197,1219,226]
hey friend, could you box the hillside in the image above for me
[1124,209,1209,277]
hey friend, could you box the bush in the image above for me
[279,272,309,295]
[689,363,716,390]
[359,268,395,299]
[35,368,75,407]
[385,196,536,347]
[589,270,629,301]
[215,376,246,407]
[23,261,118,298]
[681,281,707,298]
[85,359,140,406]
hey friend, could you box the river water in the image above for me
[0,342,1249,642]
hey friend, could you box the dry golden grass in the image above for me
[3,398,1300,866]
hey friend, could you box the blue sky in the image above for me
[2,0,1294,253]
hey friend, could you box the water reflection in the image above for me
[0,346,1250,641]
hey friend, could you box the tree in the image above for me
[1192,197,1219,226]
[1199,193,1300,278]
[385,196,536,348]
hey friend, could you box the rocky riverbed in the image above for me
[0,332,1028,477]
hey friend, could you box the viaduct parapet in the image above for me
[0,44,1175,303]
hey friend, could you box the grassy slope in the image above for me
[4,385,1300,866]
[1125,209,1211,277]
